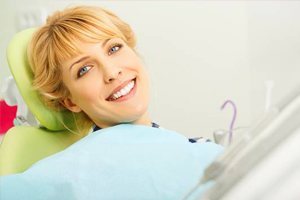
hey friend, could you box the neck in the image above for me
[132,112,152,127]
[94,112,152,129]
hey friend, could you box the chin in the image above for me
[126,104,149,122]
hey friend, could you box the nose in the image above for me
[103,64,122,83]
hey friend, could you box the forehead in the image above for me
[60,37,124,68]
[56,37,110,63]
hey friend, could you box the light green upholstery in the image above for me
[0,28,86,175]
[6,28,75,131]
[0,127,83,175]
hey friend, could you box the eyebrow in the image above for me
[69,39,111,71]
[102,38,110,49]
[69,56,90,71]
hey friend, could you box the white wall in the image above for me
[247,1,300,120]
[0,0,17,92]
[1,1,300,139]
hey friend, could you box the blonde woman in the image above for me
[29,6,152,134]
[29,5,211,142]
[0,6,223,200]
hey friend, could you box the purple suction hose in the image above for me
[221,100,237,145]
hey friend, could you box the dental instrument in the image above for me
[187,84,300,199]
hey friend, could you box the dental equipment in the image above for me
[213,100,237,146]
[187,84,300,199]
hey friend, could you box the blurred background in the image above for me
[1,0,300,139]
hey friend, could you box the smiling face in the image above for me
[60,38,151,128]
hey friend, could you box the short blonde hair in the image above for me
[28,5,137,131]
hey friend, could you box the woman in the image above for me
[29,5,210,143]
[1,5,223,200]
[29,5,155,134]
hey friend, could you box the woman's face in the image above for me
[60,38,151,128]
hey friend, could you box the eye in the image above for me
[108,43,123,55]
[77,65,92,78]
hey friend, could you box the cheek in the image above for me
[139,66,150,87]
[75,88,93,101]
[69,80,102,105]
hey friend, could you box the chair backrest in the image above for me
[0,28,86,175]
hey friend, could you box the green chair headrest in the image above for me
[6,28,76,131]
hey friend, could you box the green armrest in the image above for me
[0,126,85,175]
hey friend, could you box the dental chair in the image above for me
[0,28,86,175]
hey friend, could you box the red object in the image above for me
[0,100,17,134]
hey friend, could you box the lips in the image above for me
[106,78,136,101]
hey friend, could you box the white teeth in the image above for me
[111,80,135,100]
[113,93,119,99]
[120,88,126,95]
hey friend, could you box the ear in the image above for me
[60,98,82,113]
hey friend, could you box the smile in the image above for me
[106,78,136,102]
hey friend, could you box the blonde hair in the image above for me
[28,5,137,132]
